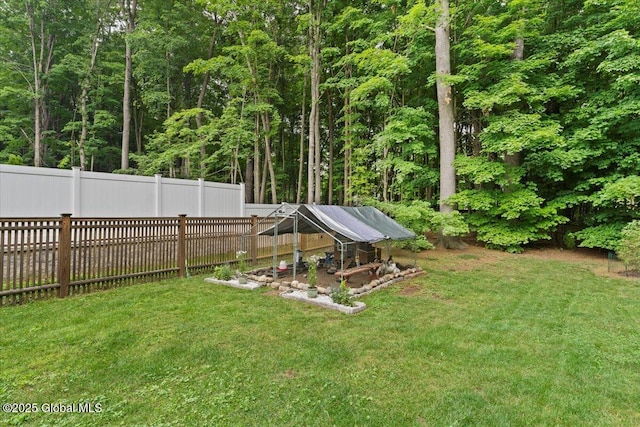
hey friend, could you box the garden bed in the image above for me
[244,263,425,297]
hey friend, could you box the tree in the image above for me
[307,0,323,204]
[120,0,137,170]
[435,0,455,214]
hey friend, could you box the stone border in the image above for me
[204,277,262,290]
[280,290,367,314]
[205,266,425,313]
[262,267,425,298]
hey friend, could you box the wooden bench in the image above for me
[334,262,381,282]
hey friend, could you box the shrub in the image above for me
[307,255,321,288]
[212,264,234,281]
[330,281,355,307]
[617,221,640,272]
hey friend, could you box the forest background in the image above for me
[0,0,638,253]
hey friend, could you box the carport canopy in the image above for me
[259,204,415,243]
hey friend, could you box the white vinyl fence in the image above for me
[0,164,245,218]
[244,203,301,218]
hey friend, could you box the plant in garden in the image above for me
[236,250,248,273]
[330,280,354,307]
[307,255,322,288]
[212,264,233,281]
[574,176,640,250]
[617,221,640,272]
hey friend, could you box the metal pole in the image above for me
[293,211,298,281]
[273,211,278,280]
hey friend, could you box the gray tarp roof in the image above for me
[259,204,415,243]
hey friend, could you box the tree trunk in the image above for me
[253,113,261,203]
[245,158,254,203]
[435,0,465,249]
[260,113,278,204]
[327,89,334,205]
[342,33,352,206]
[296,76,307,204]
[307,0,322,204]
[120,0,137,171]
[79,10,104,171]
[435,0,456,214]
[505,36,524,168]
[27,2,54,167]
[196,33,217,178]
[343,92,352,206]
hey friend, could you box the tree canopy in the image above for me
[1,0,638,252]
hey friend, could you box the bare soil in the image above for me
[253,242,636,289]
[410,241,636,280]
[268,265,383,288]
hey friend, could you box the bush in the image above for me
[369,200,468,250]
[330,281,355,307]
[212,264,234,281]
[574,223,626,251]
[617,221,640,272]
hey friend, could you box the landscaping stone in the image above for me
[205,277,261,290]
[281,290,366,315]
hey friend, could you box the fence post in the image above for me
[72,167,81,216]
[155,174,162,217]
[250,215,258,264]
[178,214,187,278]
[58,213,72,298]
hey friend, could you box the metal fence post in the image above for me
[58,214,72,298]
[178,214,187,278]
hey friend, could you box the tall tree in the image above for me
[435,0,455,214]
[77,0,116,170]
[120,0,137,170]
[307,0,322,204]
[25,0,59,167]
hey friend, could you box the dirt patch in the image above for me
[252,264,392,288]
[400,242,636,281]
[398,285,421,296]
[282,369,297,379]
[620,270,640,278]
[263,288,282,297]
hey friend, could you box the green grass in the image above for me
[1,251,640,426]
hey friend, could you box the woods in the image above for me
[0,0,638,252]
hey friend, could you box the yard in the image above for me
[1,245,639,426]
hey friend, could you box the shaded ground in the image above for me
[404,241,638,281]
[254,264,390,288]
[251,241,637,289]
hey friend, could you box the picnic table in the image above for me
[334,262,381,282]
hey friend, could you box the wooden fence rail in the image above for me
[1,215,330,306]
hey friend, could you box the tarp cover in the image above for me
[259,204,415,243]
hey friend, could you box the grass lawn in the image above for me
[1,247,639,426]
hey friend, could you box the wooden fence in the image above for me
[0,215,331,306]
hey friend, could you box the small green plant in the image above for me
[563,232,576,250]
[330,280,355,306]
[307,255,321,288]
[617,221,640,272]
[236,250,248,273]
[212,264,234,281]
